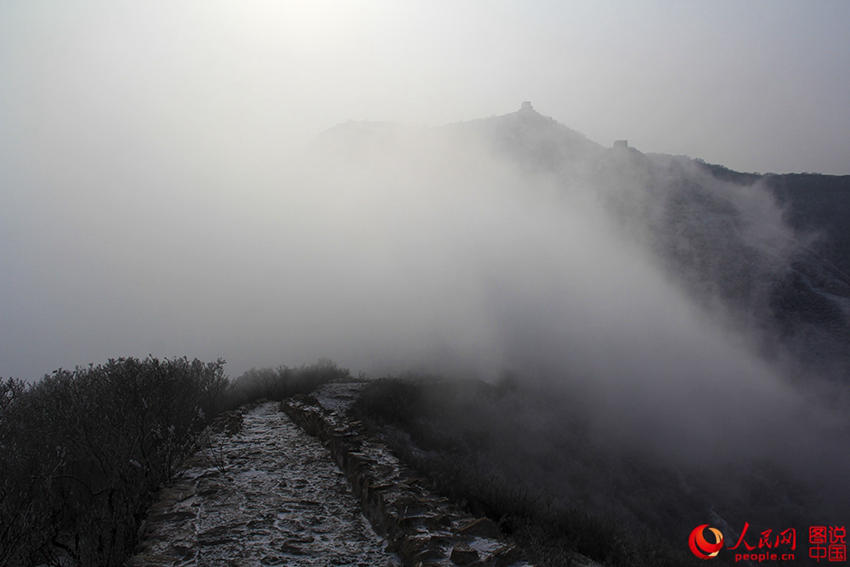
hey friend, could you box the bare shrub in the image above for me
[0,357,228,566]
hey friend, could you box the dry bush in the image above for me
[0,357,228,566]
[229,358,349,404]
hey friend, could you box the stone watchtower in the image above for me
[520,101,534,112]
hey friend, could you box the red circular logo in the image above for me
[689,524,724,559]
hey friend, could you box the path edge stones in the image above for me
[282,388,538,567]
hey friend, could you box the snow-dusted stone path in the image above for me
[127,401,399,567]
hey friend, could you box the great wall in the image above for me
[128,382,601,566]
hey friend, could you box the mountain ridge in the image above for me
[322,102,849,180]
[316,103,850,385]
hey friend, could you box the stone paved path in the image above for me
[127,402,398,567]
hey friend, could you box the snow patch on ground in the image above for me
[128,401,399,566]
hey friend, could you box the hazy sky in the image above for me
[1,0,848,176]
[1,0,849,382]
[3,1,848,530]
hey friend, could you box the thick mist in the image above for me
[4,111,846,487]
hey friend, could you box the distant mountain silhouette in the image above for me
[446,101,604,171]
[319,103,850,382]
